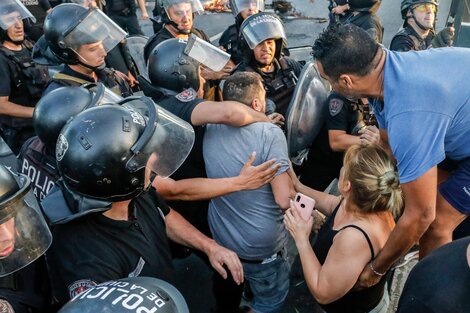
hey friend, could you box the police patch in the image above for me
[175,88,197,102]
[0,299,14,313]
[56,134,68,162]
[68,279,97,299]
[329,98,344,117]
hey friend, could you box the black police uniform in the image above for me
[144,27,210,63]
[45,186,174,306]
[390,25,433,52]
[22,0,51,42]
[105,0,144,35]
[0,43,49,154]
[18,136,58,201]
[0,259,51,313]
[43,64,132,97]
[156,92,210,236]
[235,57,303,117]
[219,22,244,64]
[299,93,364,191]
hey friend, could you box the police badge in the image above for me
[175,88,197,102]
[329,98,344,117]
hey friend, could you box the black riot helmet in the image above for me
[43,4,126,66]
[240,12,286,62]
[33,84,117,152]
[0,0,36,43]
[58,277,189,313]
[401,0,438,29]
[148,38,201,95]
[0,165,52,277]
[56,96,194,202]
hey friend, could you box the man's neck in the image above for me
[409,22,430,38]
[69,64,98,81]
[361,48,386,101]
[165,24,189,39]
[1,40,22,52]
[102,200,132,221]
[259,63,274,73]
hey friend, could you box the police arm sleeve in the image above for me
[190,100,270,126]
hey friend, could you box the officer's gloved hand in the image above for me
[432,26,455,47]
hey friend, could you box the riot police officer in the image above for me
[38,3,132,97]
[21,0,52,42]
[328,0,383,43]
[0,165,52,313]
[236,12,303,117]
[219,0,263,64]
[144,0,206,62]
[390,0,454,51]
[58,277,189,313]
[43,97,244,307]
[0,0,50,154]
[299,92,380,191]
[18,84,111,201]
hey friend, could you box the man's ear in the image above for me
[338,74,354,90]
[252,98,262,112]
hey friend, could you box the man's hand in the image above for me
[433,26,454,47]
[237,152,280,190]
[206,240,244,285]
[359,125,381,146]
[201,61,235,81]
[141,11,149,20]
[354,262,382,290]
[331,3,349,14]
[268,112,285,127]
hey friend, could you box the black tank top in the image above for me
[312,203,388,313]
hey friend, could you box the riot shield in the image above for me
[285,60,330,164]
[126,35,150,80]
[451,0,470,47]
[0,136,18,172]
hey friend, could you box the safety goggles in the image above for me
[413,4,437,14]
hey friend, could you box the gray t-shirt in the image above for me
[203,122,290,260]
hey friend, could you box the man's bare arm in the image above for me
[271,172,296,209]
[153,152,280,201]
[0,96,34,118]
[191,100,269,126]
[165,209,244,284]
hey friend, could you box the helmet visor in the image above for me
[231,0,264,16]
[163,0,204,14]
[184,34,230,71]
[0,173,52,277]
[241,13,286,49]
[62,8,126,59]
[123,97,195,178]
[0,0,36,30]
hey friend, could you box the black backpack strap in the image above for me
[339,224,375,260]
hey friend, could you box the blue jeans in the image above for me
[242,252,290,313]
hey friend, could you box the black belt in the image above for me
[239,250,282,264]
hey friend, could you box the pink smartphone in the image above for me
[293,192,316,221]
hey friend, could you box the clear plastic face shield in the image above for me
[61,8,126,62]
[122,97,195,179]
[0,0,36,30]
[163,0,204,18]
[184,34,230,71]
[231,0,264,17]
[241,13,286,49]
[0,172,52,277]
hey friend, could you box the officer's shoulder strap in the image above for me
[0,46,24,85]
[52,72,89,86]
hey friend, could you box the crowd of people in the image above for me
[0,0,469,312]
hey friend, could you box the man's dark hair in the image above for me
[312,24,380,80]
[223,72,264,106]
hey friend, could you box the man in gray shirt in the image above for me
[203,72,294,313]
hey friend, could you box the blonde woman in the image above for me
[284,144,403,313]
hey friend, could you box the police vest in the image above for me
[0,43,50,127]
[393,26,433,51]
[48,67,132,98]
[238,58,298,116]
[19,136,59,201]
[219,24,244,64]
